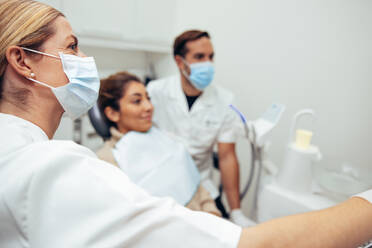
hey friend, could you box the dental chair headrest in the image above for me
[88,103,111,139]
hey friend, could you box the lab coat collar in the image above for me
[0,113,49,142]
[168,74,216,113]
[197,84,217,106]
[0,113,49,157]
[167,75,190,115]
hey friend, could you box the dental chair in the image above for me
[88,103,111,140]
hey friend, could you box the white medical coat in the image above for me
[147,75,243,197]
[356,190,372,203]
[0,113,241,248]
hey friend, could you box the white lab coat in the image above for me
[147,75,243,198]
[355,190,372,203]
[0,113,241,248]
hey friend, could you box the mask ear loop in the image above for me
[180,57,192,81]
[21,47,60,88]
[21,47,60,59]
[180,57,190,70]
[27,76,55,89]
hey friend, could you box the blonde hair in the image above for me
[0,0,63,83]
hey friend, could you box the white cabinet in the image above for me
[63,0,137,41]
[134,0,177,44]
[39,0,176,53]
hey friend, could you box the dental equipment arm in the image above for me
[229,104,285,202]
[237,197,372,248]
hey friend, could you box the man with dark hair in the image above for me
[147,30,253,227]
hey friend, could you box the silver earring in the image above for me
[30,72,35,77]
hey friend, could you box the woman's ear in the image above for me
[5,46,34,78]
[104,106,120,123]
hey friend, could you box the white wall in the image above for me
[155,0,372,176]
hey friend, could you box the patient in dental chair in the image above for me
[96,71,221,217]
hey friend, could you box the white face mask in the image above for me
[22,47,100,120]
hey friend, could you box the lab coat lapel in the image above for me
[168,75,190,116]
[189,85,215,115]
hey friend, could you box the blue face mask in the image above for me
[182,59,215,90]
[22,47,100,120]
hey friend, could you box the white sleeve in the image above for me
[27,146,241,248]
[354,189,372,203]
